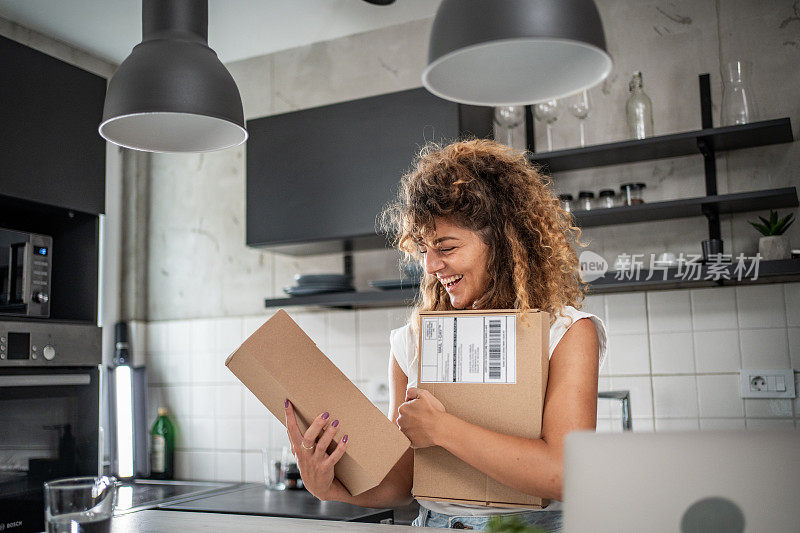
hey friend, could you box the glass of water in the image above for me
[44,476,117,533]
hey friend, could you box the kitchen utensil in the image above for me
[283,284,353,296]
[598,189,616,208]
[558,194,575,213]
[721,60,758,126]
[620,183,646,205]
[577,191,595,211]
[568,89,592,147]
[534,99,562,151]
[262,448,284,490]
[701,238,724,263]
[293,273,351,286]
[493,106,525,148]
[44,476,117,533]
[626,71,653,139]
[368,279,420,291]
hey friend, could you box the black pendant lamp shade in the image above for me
[99,0,247,153]
[422,0,613,106]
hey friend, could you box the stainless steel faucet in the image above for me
[598,390,632,431]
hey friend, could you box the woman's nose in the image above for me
[424,251,444,274]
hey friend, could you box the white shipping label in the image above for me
[420,315,516,383]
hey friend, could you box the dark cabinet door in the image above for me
[246,88,490,254]
[0,36,107,215]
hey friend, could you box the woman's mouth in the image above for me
[440,274,463,290]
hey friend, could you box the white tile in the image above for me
[146,322,167,355]
[650,332,694,374]
[785,283,800,327]
[164,385,192,418]
[191,385,216,418]
[740,328,791,368]
[609,376,653,419]
[388,307,411,330]
[744,398,793,418]
[190,350,218,384]
[690,287,738,331]
[788,328,800,369]
[647,291,691,333]
[325,345,358,380]
[242,316,266,338]
[594,419,615,433]
[596,377,613,419]
[214,451,243,482]
[581,295,606,325]
[215,418,242,450]
[358,343,391,381]
[243,451,265,484]
[268,417,290,450]
[655,418,699,432]
[187,451,215,481]
[693,330,742,373]
[652,376,699,418]
[147,385,165,424]
[357,309,389,345]
[606,334,650,375]
[215,385,243,418]
[292,311,328,347]
[186,418,215,450]
[146,352,167,384]
[745,418,795,431]
[243,417,271,451]
[243,387,267,419]
[190,318,216,354]
[699,418,746,430]
[166,320,192,355]
[631,418,654,433]
[696,374,744,418]
[604,293,647,335]
[327,311,356,347]
[161,349,192,386]
[215,317,244,355]
[174,451,191,480]
[736,285,787,329]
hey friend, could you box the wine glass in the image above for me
[493,106,525,148]
[568,90,591,147]
[533,99,562,151]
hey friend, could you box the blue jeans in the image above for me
[412,507,564,531]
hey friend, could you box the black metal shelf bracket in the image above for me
[697,74,723,249]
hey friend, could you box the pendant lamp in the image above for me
[99,0,247,153]
[422,0,613,106]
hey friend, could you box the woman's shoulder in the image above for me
[548,305,607,368]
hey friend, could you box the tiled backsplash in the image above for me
[145,282,800,482]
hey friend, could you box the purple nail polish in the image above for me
[284,399,289,408]
[322,412,330,420]
[342,434,349,443]
[332,420,339,428]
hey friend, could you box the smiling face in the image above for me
[416,217,492,310]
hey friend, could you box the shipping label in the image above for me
[420,315,516,383]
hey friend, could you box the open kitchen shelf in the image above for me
[265,259,800,309]
[573,187,798,227]
[527,117,793,173]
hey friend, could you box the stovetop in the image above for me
[114,479,243,515]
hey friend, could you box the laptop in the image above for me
[563,430,800,532]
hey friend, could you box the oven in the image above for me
[0,320,101,533]
[0,228,52,319]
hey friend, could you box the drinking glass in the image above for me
[44,476,117,533]
[568,90,591,147]
[721,60,759,126]
[534,99,562,151]
[493,106,525,148]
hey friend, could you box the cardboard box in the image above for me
[225,309,410,496]
[412,309,551,508]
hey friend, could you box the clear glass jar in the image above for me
[598,189,616,208]
[558,194,574,213]
[620,182,646,205]
[721,60,759,126]
[626,71,654,139]
[577,191,595,211]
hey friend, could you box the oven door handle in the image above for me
[0,374,91,387]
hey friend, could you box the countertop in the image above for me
[111,510,440,532]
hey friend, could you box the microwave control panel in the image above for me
[0,321,100,366]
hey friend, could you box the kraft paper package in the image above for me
[412,309,551,508]
[225,309,410,496]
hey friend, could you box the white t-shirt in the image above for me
[390,306,608,516]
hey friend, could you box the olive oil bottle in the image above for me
[150,407,175,479]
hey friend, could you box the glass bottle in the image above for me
[721,60,758,126]
[150,407,175,479]
[578,191,595,211]
[626,72,653,139]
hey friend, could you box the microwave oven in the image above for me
[0,228,51,318]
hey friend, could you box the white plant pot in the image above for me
[758,235,791,260]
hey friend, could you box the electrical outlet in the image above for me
[739,369,796,399]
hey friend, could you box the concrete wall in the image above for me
[133,1,800,482]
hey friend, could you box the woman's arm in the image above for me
[398,317,599,501]
[284,350,414,508]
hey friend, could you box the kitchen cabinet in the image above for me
[245,87,492,255]
[0,35,106,215]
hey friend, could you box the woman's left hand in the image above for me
[396,387,447,449]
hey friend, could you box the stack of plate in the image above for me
[283,273,354,296]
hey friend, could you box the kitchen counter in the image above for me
[111,510,439,531]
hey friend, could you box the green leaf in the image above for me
[748,221,771,236]
[758,216,770,227]
[770,210,778,226]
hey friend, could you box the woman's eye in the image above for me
[439,247,455,253]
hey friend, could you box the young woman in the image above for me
[284,139,607,531]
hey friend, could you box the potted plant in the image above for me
[749,210,794,260]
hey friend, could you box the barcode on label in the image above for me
[488,319,502,380]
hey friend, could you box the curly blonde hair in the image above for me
[381,139,588,325]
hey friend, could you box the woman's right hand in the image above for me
[284,399,349,501]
